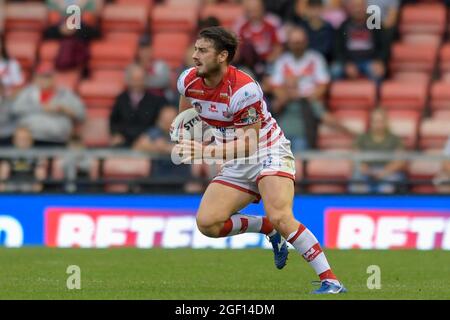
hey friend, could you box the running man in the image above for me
[175,26,346,294]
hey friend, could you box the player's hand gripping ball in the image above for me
[170,108,211,143]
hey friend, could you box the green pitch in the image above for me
[0,248,449,300]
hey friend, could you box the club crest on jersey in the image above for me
[208,104,218,113]
[241,107,259,124]
[193,102,202,113]
[222,110,232,119]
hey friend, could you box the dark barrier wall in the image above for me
[0,194,449,250]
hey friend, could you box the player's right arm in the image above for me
[178,95,191,113]
[177,67,196,113]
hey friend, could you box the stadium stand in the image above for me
[328,80,377,111]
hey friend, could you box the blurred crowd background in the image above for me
[0,0,450,194]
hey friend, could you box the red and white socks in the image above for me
[287,224,340,285]
[219,213,277,237]
[218,216,340,285]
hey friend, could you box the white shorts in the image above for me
[211,136,296,203]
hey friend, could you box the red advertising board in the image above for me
[325,209,450,250]
[44,207,268,249]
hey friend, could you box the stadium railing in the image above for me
[0,148,448,193]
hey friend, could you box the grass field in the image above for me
[0,248,449,300]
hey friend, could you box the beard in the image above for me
[196,62,221,78]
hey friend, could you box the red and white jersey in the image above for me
[233,14,284,61]
[271,50,330,98]
[177,65,284,149]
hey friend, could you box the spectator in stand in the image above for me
[60,136,94,193]
[321,0,347,28]
[270,26,354,152]
[109,64,169,148]
[0,34,24,98]
[350,108,406,194]
[0,126,46,192]
[44,16,100,76]
[133,106,203,193]
[287,0,335,62]
[46,0,97,19]
[287,0,347,29]
[135,34,171,99]
[433,136,450,193]
[234,0,284,65]
[12,65,85,147]
[263,0,293,19]
[331,0,387,84]
[366,0,399,48]
[401,0,450,6]
[233,35,264,81]
[0,0,4,35]
[0,81,16,146]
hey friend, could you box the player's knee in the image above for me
[267,211,290,229]
[265,197,289,214]
[196,216,221,238]
[265,200,292,228]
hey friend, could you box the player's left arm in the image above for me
[207,121,261,160]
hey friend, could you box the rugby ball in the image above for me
[170,108,210,142]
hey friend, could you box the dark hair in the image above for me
[308,0,323,6]
[198,16,221,30]
[198,26,238,63]
[0,34,9,60]
[138,33,152,47]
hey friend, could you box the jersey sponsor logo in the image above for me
[183,116,201,131]
[236,91,258,108]
[214,126,236,139]
[325,209,450,250]
[219,92,229,101]
[208,104,218,113]
[44,208,271,249]
[188,89,204,95]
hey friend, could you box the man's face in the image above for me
[348,0,367,22]
[159,108,178,133]
[35,74,54,90]
[244,0,264,21]
[192,38,223,77]
[14,128,33,149]
[371,111,387,133]
[288,29,308,57]
[138,45,152,64]
[307,5,323,20]
[128,67,146,91]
